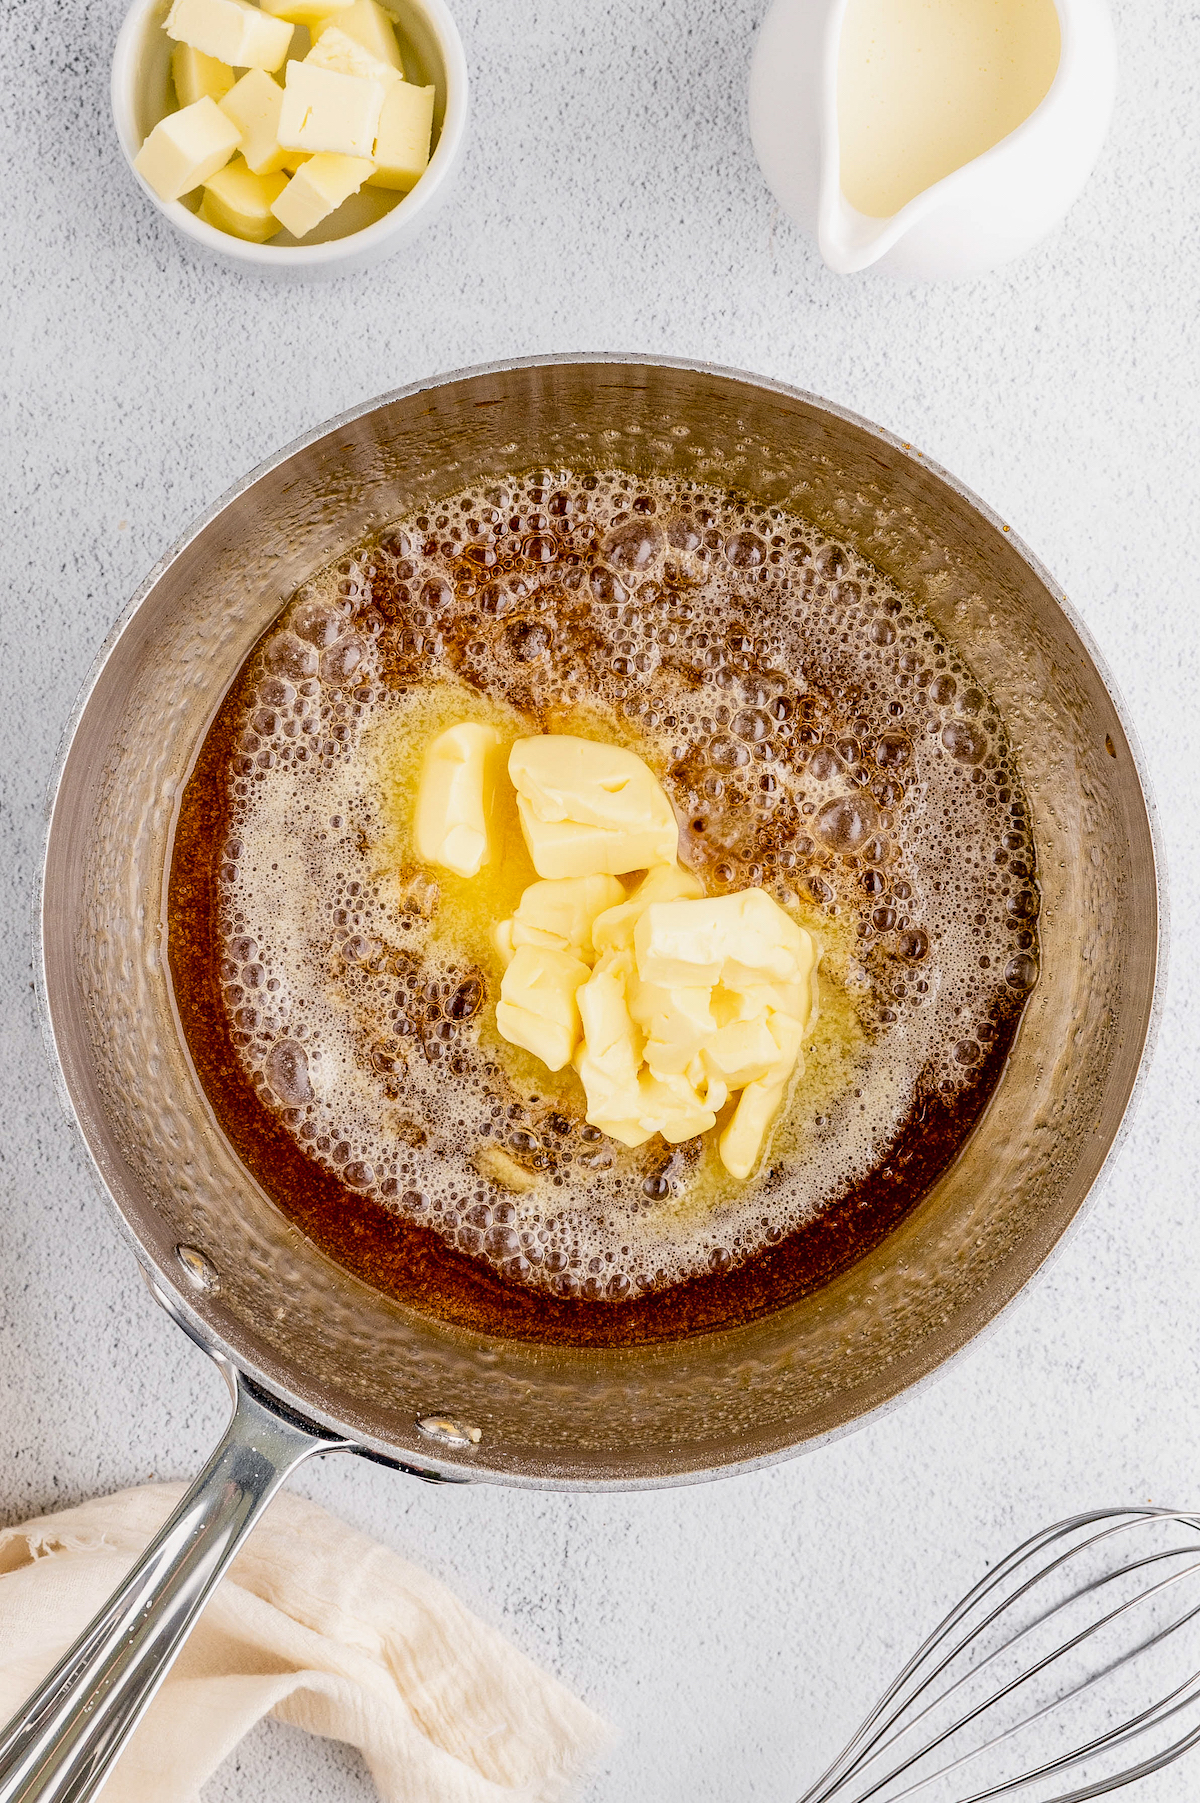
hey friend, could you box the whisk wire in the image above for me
[864,1550,1200,1802]
[806,1515,1147,1799]
[800,1509,1200,1803]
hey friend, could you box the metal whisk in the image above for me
[802,1509,1200,1803]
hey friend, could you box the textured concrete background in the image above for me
[3,0,1199,1796]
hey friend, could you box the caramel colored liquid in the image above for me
[168,469,1040,1345]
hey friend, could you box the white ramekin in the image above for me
[111,0,469,277]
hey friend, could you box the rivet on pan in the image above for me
[175,1244,221,1294]
[417,1415,482,1447]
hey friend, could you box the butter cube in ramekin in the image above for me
[171,42,234,106]
[270,151,373,236]
[260,0,354,25]
[367,82,435,190]
[165,0,293,72]
[201,156,288,240]
[219,68,289,174]
[277,61,384,158]
[134,96,240,202]
[311,0,402,66]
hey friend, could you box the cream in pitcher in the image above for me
[836,0,1061,219]
[749,0,1116,278]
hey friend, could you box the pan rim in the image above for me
[34,352,1169,1490]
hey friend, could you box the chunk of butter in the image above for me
[270,150,373,234]
[312,0,403,66]
[635,887,809,989]
[277,60,385,158]
[712,978,810,1028]
[134,96,240,202]
[631,887,818,1175]
[200,156,287,240]
[496,945,590,1072]
[573,952,646,1143]
[635,1071,717,1144]
[492,918,516,966]
[260,0,353,25]
[509,735,679,879]
[218,69,289,175]
[709,1003,809,1177]
[591,861,703,957]
[412,721,500,879]
[305,24,402,86]
[165,0,293,71]
[366,81,435,191]
[627,976,715,1078]
[719,1077,788,1181]
[699,1014,785,1091]
[496,874,625,965]
[574,955,716,1146]
[172,42,234,107]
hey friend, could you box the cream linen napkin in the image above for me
[0,1482,608,1803]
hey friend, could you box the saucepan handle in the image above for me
[0,1370,350,1803]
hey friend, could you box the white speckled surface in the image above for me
[2,0,1199,1796]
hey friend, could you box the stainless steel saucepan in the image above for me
[7,357,1163,1802]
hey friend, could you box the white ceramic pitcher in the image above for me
[749,0,1116,278]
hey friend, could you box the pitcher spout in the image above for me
[750,0,1116,281]
[817,184,910,276]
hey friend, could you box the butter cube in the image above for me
[172,42,234,106]
[165,0,293,71]
[412,721,499,878]
[576,953,642,1076]
[510,735,678,880]
[492,918,516,967]
[200,156,287,241]
[496,945,590,1073]
[574,959,715,1146]
[635,888,808,989]
[312,0,402,66]
[714,979,809,1028]
[218,68,290,175]
[719,1077,788,1180]
[591,862,703,957]
[260,0,354,24]
[499,874,625,962]
[635,1072,716,1145]
[306,24,401,85]
[574,1081,647,1148]
[628,977,715,1078]
[700,1015,784,1090]
[574,953,649,1145]
[764,1009,806,1080]
[367,81,435,191]
[271,150,374,232]
[134,97,240,202]
[278,60,384,158]
[689,1062,728,1113]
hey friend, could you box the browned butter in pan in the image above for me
[169,468,1040,1345]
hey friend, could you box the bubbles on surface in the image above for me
[942,719,989,764]
[603,518,663,571]
[1005,952,1039,990]
[875,731,912,768]
[209,469,1039,1304]
[264,1039,312,1104]
[725,531,766,569]
[816,794,879,853]
[321,637,367,685]
[264,633,318,680]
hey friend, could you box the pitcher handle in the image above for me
[0,1368,350,1803]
